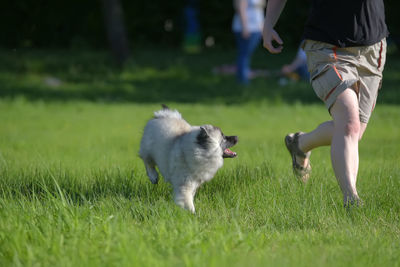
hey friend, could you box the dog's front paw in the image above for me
[145,166,159,184]
[174,190,196,213]
[176,200,195,213]
[149,174,159,184]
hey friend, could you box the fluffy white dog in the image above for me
[139,105,238,213]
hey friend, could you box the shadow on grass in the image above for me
[0,167,171,206]
[1,48,399,105]
[0,164,272,207]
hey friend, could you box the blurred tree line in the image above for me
[2,0,399,50]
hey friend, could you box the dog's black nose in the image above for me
[227,136,238,144]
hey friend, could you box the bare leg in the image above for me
[359,122,367,140]
[285,121,334,172]
[299,121,333,151]
[298,118,367,153]
[330,89,361,204]
[292,89,365,205]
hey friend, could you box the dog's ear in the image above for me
[196,126,209,148]
[199,126,209,137]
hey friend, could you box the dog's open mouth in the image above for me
[223,148,237,158]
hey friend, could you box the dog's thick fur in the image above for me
[139,106,238,213]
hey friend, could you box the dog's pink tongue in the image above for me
[224,148,237,157]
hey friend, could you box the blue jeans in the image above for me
[184,5,199,34]
[235,32,262,84]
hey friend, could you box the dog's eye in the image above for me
[219,139,225,147]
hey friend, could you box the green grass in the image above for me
[0,47,400,266]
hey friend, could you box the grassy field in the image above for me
[0,47,400,266]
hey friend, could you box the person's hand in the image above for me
[242,28,250,39]
[262,25,283,54]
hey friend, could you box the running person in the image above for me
[262,0,388,207]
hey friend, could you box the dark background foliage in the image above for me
[2,0,399,49]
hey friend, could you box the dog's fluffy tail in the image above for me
[154,105,182,119]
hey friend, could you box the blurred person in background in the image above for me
[232,0,266,84]
[183,0,201,53]
[280,40,309,82]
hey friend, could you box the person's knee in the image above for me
[343,119,360,139]
[331,89,361,139]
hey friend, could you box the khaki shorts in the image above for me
[303,39,387,123]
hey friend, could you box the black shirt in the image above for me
[304,0,389,47]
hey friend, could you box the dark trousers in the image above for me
[235,32,262,84]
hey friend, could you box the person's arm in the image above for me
[282,57,302,74]
[237,0,250,39]
[282,48,307,73]
[262,0,287,53]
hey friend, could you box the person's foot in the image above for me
[285,132,311,182]
[344,196,364,210]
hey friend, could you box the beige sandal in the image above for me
[285,132,311,182]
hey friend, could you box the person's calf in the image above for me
[358,122,368,141]
[298,121,334,152]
